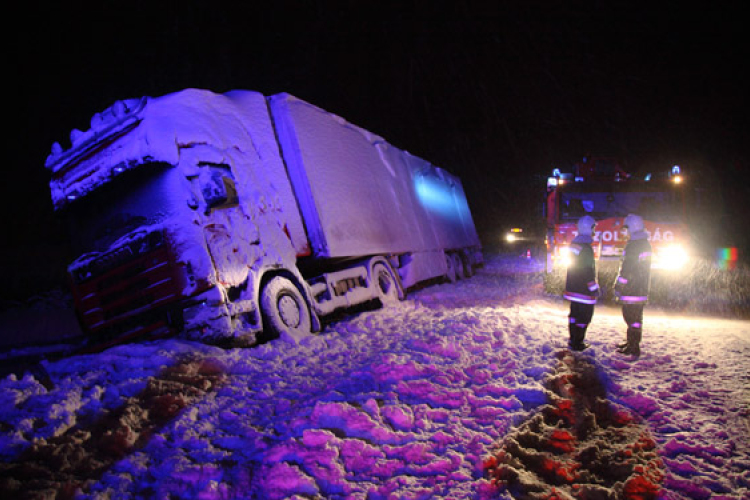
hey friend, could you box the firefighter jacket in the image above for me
[564,235,599,305]
[615,231,652,304]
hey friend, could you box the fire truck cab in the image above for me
[544,157,690,273]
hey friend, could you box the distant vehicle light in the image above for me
[669,165,683,184]
[506,228,524,243]
[547,177,558,188]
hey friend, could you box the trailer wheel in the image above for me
[453,253,465,280]
[372,262,399,305]
[445,253,457,282]
[261,276,312,339]
[463,253,475,278]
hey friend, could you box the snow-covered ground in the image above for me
[0,254,748,499]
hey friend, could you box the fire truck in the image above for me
[544,157,691,274]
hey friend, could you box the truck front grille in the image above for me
[71,236,186,338]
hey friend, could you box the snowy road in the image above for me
[1,255,748,499]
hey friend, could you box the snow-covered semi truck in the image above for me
[45,89,482,346]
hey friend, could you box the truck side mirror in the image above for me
[201,166,239,210]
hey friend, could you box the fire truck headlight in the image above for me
[658,244,689,270]
[558,246,573,268]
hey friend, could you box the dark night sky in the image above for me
[5,1,749,299]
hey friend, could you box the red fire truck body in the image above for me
[544,158,690,273]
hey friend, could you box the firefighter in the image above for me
[615,213,652,357]
[563,215,599,351]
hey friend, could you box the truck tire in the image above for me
[260,276,312,339]
[446,253,457,283]
[463,253,475,278]
[453,253,465,280]
[372,262,399,305]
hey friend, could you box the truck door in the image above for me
[193,163,262,287]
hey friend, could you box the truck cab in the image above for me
[47,92,305,347]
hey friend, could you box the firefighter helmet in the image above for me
[577,215,597,236]
[624,213,644,233]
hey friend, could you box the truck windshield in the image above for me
[559,184,683,222]
[63,164,182,255]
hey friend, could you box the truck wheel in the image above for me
[372,262,399,305]
[453,253,465,280]
[261,276,312,339]
[463,253,475,278]
[446,253,457,283]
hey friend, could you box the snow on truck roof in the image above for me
[44,89,398,210]
[44,89,276,209]
[45,89,387,173]
[45,96,148,173]
[45,89,260,173]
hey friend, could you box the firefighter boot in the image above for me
[619,327,641,357]
[569,324,589,351]
[617,327,632,353]
[617,326,635,352]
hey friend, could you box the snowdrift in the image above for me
[0,254,748,499]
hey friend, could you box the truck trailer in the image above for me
[45,89,482,346]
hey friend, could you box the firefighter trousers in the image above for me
[569,301,594,348]
[622,303,644,330]
[620,303,644,355]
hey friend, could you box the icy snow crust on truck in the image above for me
[45,89,481,345]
